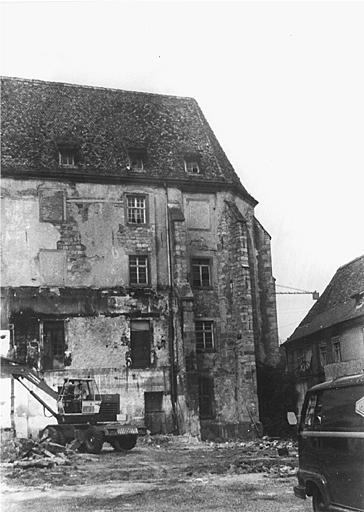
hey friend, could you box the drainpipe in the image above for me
[10,377,16,437]
[164,183,179,434]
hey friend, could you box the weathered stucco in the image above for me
[1,176,279,439]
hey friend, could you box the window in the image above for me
[319,345,327,367]
[302,392,319,430]
[130,320,151,368]
[43,320,65,370]
[39,189,66,223]
[195,321,214,352]
[199,376,214,419]
[185,159,200,174]
[333,339,342,362]
[129,255,149,285]
[127,195,147,224]
[192,258,211,288]
[59,148,76,167]
[128,149,146,171]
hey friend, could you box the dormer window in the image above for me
[58,146,76,167]
[184,155,201,174]
[128,148,147,171]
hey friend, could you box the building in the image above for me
[283,255,364,413]
[0,77,279,439]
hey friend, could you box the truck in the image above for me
[1,355,139,454]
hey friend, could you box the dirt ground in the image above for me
[1,436,313,512]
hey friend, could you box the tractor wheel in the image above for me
[115,434,137,451]
[110,439,124,452]
[312,489,328,512]
[40,426,61,444]
[83,428,104,454]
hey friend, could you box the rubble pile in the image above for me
[0,437,73,469]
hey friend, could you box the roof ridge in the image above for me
[0,76,195,102]
[337,254,364,271]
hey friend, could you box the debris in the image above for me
[0,436,74,468]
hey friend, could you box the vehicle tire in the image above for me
[312,489,328,512]
[83,428,104,454]
[110,439,124,452]
[55,427,67,446]
[115,434,137,451]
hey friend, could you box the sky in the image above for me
[1,0,363,342]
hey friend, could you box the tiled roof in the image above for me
[0,77,256,204]
[286,255,364,342]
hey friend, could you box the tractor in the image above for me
[1,356,139,454]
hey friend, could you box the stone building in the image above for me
[0,77,279,439]
[283,255,364,414]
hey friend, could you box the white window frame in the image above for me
[195,320,214,352]
[129,255,149,285]
[127,195,147,224]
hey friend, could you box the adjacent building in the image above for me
[283,255,364,413]
[0,77,279,439]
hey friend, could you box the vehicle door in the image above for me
[299,392,322,474]
[317,385,364,510]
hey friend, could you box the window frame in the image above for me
[130,320,152,369]
[129,254,150,286]
[191,257,212,288]
[39,188,67,224]
[128,149,147,171]
[184,154,202,175]
[42,319,65,371]
[126,194,148,225]
[319,344,327,367]
[195,320,215,353]
[58,147,77,168]
[184,159,200,174]
[332,338,342,363]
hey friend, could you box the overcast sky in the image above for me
[1,0,363,341]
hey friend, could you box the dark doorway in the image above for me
[130,320,151,368]
[144,391,165,433]
[43,321,65,370]
[199,375,215,419]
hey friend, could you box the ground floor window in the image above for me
[43,320,65,370]
[199,375,215,419]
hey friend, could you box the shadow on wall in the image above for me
[256,361,298,438]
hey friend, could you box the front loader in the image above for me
[1,356,138,453]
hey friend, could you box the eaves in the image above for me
[1,167,258,206]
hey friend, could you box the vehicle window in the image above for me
[319,385,364,432]
[302,393,318,430]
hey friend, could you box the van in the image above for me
[290,373,364,512]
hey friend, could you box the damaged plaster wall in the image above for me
[1,179,169,288]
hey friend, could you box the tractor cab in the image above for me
[58,378,101,416]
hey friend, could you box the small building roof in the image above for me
[1,76,257,205]
[285,255,364,344]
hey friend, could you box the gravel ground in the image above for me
[1,436,312,512]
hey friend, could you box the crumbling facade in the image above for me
[1,77,279,439]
